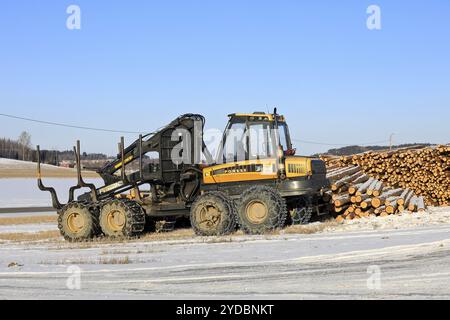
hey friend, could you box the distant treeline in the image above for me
[0,136,108,165]
[0,137,34,161]
[315,143,433,157]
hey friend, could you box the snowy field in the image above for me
[0,204,449,299]
[0,158,99,178]
[0,178,103,208]
[1,221,450,299]
[0,158,58,170]
[0,223,58,234]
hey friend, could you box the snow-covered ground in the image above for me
[0,223,58,234]
[0,158,59,170]
[0,157,99,179]
[1,222,450,299]
[323,206,450,232]
[0,211,55,218]
[0,178,103,208]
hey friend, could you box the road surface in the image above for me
[1,223,450,299]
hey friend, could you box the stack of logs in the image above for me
[325,165,428,222]
[322,145,449,208]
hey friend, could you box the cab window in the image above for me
[248,122,275,160]
[278,123,289,151]
[221,121,246,163]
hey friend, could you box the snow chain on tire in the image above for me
[291,207,314,225]
[57,202,100,242]
[236,186,287,235]
[190,191,237,236]
[99,199,146,239]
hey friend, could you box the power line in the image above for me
[0,113,144,134]
[291,138,390,147]
[1,112,391,147]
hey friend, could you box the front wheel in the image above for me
[237,186,287,235]
[190,192,237,236]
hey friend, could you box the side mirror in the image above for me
[285,148,296,156]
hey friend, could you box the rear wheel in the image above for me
[100,199,145,238]
[58,202,99,242]
[290,196,315,225]
[237,186,287,235]
[190,191,236,236]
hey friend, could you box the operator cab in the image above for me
[217,111,296,164]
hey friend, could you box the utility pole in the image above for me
[389,133,395,151]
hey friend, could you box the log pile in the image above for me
[322,145,450,208]
[326,165,428,222]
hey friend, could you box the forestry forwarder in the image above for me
[36,109,330,242]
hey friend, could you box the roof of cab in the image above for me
[228,112,285,122]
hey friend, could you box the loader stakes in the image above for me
[37,110,330,242]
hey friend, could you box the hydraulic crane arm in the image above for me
[37,113,214,209]
[97,113,214,185]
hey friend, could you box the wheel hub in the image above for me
[106,209,126,231]
[198,204,221,229]
[246,200,268,224]
[66,212,85,233]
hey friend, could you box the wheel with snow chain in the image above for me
[58,202,100,242]
[99,199,145,238]
[236,186,287,235]
[190,191,237,236]
[291,207,314,225]
[290,196,315,225]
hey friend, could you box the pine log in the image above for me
[417,196,426,212]
[408,196,418,212]
[372,181,384,197]
[349,183,363,195]
[327,166,361,181]
[374,206,386,215]
[356,178,375,196]
[360,199,372,210]
[366,180,379,196]
[371,189,404,208]
[334,195,351,207]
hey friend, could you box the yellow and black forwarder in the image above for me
[37,110,330,241]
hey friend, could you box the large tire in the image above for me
[190,191,236,236]
[99,199,145,238]
[58,202,99,242]
[237,186,287,235]
[290,196,314,225]
[291,207,314,225]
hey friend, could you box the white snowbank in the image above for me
[0,178,103,208]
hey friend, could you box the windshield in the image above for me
[219,120,291,163]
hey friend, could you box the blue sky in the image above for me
[0,0,449,156]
